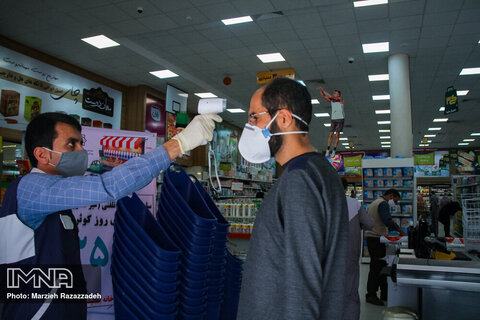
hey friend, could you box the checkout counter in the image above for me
[386,223,480,320]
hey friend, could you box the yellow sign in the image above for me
[257,69,295,84]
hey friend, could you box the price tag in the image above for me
[231,182,244,191]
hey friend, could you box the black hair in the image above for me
[25,112,82,168]
[334,90,341,96]
[341,177,348,191]
[384,189,401,198]
[261,77,311,131]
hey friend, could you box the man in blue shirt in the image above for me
[0,112,221,319]
[364,189,406,306]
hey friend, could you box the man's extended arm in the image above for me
[316,87,332,102]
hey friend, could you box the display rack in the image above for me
[452,175,480,237]
[360,158,416,263]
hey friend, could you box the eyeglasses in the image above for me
[248,111,268,125]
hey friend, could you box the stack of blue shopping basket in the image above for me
[112,163,245,320]
[220,250,244,320]
[112,193,182,320]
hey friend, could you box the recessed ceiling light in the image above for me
[428,127,441,131]
[381,141,391,144]
[424,134,436,138]
[342,143,350,146]
[457,90,469,96]
[433,118,448,122]
[463,139,475,142]
[458,142,469,146]
[150,70,178,79]
[257,53,285,63]
[377,120,391,125]
[381,145,391,148]
[324,123,331,127]
[368,74,389,81]
[195,92,217,98]
[372,95,390,100]
[459,67,480,75]
[471,133,480,136]
[311,99,320,104]
[314,113,330,117]
[221,16,253,25]
[375,109,390,114]
[380,136,390,139]
[438,106,445,112]
[362,42,389,53]
[339,137,348,141]
[419,144,429,147]
[379,129,390,133]
[340,132,344,135]
[81,35,119,49]
[354,0,388,7]
[226,108,245,113]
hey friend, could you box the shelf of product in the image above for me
[215,199,261,239]
[360,158,416,263]
[452,175,480,237]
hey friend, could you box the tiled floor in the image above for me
[359,262,386,320]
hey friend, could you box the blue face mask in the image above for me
[44,148,88,177]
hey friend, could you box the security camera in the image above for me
[348,57,354,64]
[137,6,143,14]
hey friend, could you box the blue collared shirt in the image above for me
[17,146,171,229]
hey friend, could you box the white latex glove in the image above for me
[172,113,222,154]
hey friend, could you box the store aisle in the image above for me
[359,262,385,320]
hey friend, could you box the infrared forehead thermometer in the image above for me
[197,98,226,193]
[198,98,227,114]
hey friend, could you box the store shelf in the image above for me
[392,214,413,218]
[217,175,274,184]
[364,187,412,191]
[364,177,414,180]
[456,183,480,188]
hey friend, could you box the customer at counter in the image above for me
[365,189,406,306]
[0,112,221,320]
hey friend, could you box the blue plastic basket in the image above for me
[180,293,207,307]
[112,260,179,305]
[181,302,206,315]
[116,193,181,261]
[113,229,181,272]
[112,240,181,291]
[180,282,208,297]
[163,164,217,228]
[181,265,208,281]
[178,310,207,320]
[112,271,179,319]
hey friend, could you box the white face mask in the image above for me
[388,199,396,207]
[238,112,308,164]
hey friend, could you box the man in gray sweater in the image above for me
[237,78,348,319]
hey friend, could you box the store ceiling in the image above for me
[1,0,479,152]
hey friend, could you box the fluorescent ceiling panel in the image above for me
[424,134,436,138]
[372,95,390,100]
[381,145,390,148]
[314,113,330,117]
[257,53,285,63]
[375,109,390,114]
[354,0,388,8]
[438,106,445,112]
[311,99,320,104]
[368,74,389,81]
[81,35,119,49]
[428,127,441,131]
[339,138,348,141]
[323,123,331,127]
[221,16,253,25]
[457,90,469,96]
[379,129,390,133]
[150,70,178,79]
[433,118,448,122]
[381,141,391,144]
[362,42,389,53]
[380,136,391,139]
[459,67,480,75]
[471,133,480,136]
[195,92,217,98]
[227,108,245,113]
[463,139,475,142]
[458,143,469,146]
[377,120,391,125]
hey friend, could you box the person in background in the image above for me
[341,178,374,320]
[237,78,348,320]
[317,87,345,157]
[364,189,406,306]
[0,112,221,320]
[438,201,461,237]
[440,193,452,208]
[430,191,440,236]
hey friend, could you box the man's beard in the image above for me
[268,120,283,157]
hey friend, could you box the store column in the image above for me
[388,53,413,158]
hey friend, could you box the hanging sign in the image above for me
[444,86,458,115]
[348,140,354,149]
[257,69,295,84]
[343,154,362,167]
[414,152,435,165]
